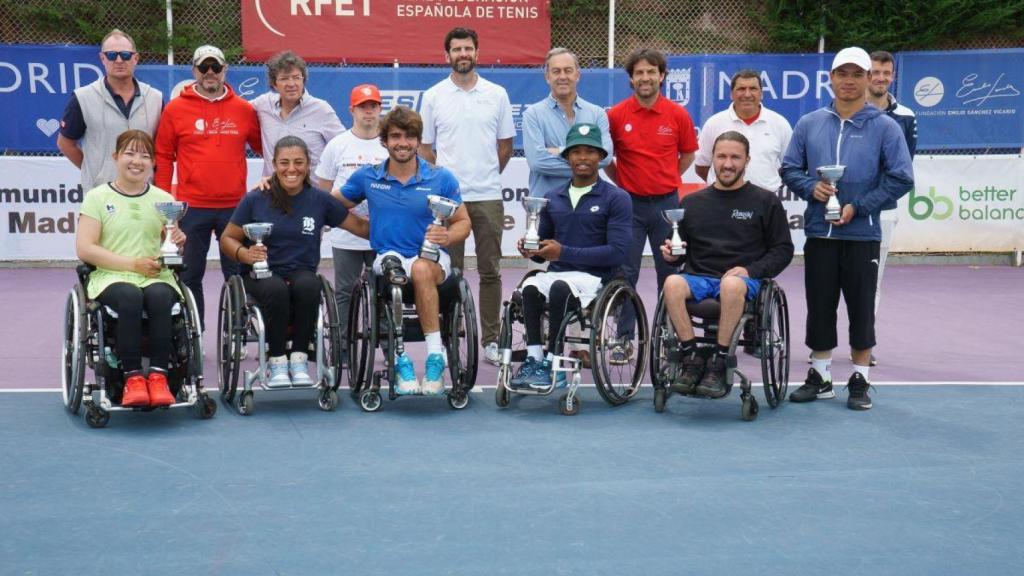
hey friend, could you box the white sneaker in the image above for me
[395,353,420,395]
[266,355,292,388]
[289,352,314,386]
[483,342,501,366]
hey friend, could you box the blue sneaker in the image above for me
[421,353,446,395]
[525,359,567,390]
[395,353,419,395]
[509,357,541,389]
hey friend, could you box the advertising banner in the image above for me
[240,0,551,64]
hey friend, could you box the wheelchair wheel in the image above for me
[359,389,382,412]
[559,392,580,416]
[648,295,677,395]
[347,279,375,396]
[758,282,790,409]
[196,394,217,419]
[85,406,110,428]
[216,278,243,403]
[318,276,343,390]
[446,276,479,392]
[590,278,649,406]
[62,286,87,415]
[318,388,339,412]
[447,389,470,410]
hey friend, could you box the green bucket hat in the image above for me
[561,123,608,158]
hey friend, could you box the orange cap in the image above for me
[350,84,382,106]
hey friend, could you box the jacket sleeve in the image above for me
[781,119,817,201]
[522,105,572,183]
[851,119,915,217]
[745,194,794,279]
[154,109,177,192]
[597,108,614,168]
[559,187,632,268]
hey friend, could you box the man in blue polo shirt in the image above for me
[511,123,632,388]
[335,106,471,396]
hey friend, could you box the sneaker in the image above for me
[147,369,177,407]
[421,353,446,395]
[609,341,634,366]
[846,372,873,410]
[789,368,835,402]
[483,342,501,367]
[695,354,729,398]
[509,356,542,389]
[289,352,314,386]
[524,359,566,390]
[569,349,592,369]
[395,353,420,395]
[121,371,150,407]
[266,355,293,388]
[671,350,705,395]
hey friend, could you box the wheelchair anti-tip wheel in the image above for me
[359,389,382,412]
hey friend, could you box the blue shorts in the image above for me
[681,274,761,302]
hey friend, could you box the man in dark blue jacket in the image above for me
[782,46,914,411]
[511,123,632,388]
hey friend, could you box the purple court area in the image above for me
[2,263,1020,390]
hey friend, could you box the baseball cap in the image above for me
[831,47,871,72]
[350,84,382,106]
[561,123,607,158]
[192,45,226,66]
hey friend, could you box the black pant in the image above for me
[179,207,240,330]
[95,282,179,372]
[617,191,678,338]
[804,237,880,351]
[523,281,578,354]
[243,270,321,358]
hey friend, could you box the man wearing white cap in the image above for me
[781,47,914,411]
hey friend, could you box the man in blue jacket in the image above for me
[511,123,632,388]
[782,47,914,411]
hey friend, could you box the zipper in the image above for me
[826,116,848,239]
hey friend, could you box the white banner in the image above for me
[2,155,1020,261]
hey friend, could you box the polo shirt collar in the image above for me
[546,94,583,110]
[628,93,665,113]
[270,90,308,109]
[727,103,764,124]
[103,77,141,100]
[375,157,432,184]
[445,74,482,93]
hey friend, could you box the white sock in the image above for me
[811,356,832,383]
[289,351,307,364]
[425,331,443,355]
[852,364,870,381]
[527,345,544,362]
[269,355,288,365]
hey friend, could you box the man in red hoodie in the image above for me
[155,45,262,328]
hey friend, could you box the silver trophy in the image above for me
[662,208,686,256]
[521,196,549,251]
[242,222,274,279]
[817,165,846,222]
[419,195,460,262]
[153,201,188,266]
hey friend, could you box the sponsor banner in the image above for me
[240,0,550,64]
[897,49,1024,149]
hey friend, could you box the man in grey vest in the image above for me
[57,29,163,191]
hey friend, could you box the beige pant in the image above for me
[448,199,504,345]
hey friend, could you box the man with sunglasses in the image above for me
[155,44,262,329]
[57,29,163,190]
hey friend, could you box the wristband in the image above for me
[235,245,244,262]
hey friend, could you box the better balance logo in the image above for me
[909,185,1022,221]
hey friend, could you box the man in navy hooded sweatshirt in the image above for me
[782,47,914,411]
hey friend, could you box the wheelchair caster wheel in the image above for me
[559,392,580,416]
[238,391,254,416]
[741,396,759,422]
[653,387,666,413]
[448,390,470,410]
[360,390,382,412]
[318,389,339,412]
[85,407,110,429]
[197,395,217,419]
[495,380,510,408]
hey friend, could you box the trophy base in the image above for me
[251,269,273,280]
[522,239,541,251]
[825,210,842,222]
[671,248,686,256]
[419,249,440,263]
[160,254,183,267]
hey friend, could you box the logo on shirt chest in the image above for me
[370,182,391,191]
[105,203,116,215]
[657,125,674,137]
[731,209,754,220]
[193,117,239,135]
[589,205,600,213]
[301,216,316,235]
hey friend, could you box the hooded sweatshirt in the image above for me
[781,102,914,241]
[154,83,262,209]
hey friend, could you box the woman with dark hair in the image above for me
[221,136,368,387]
[75,129,184,407]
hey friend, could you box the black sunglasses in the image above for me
[196,62,224,74]
[103,50,135,62]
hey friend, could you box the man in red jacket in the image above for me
[155,45,262,328]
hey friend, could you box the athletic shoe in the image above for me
[289,352,314,386]
[846,372,873,410]
[509,357,542,389]
[671,350,706,395]
[421,353,446,395]
[525,359,566,390]
[483,342,501,367]
[609,341,634,365]
[789,368,835,402]
[266,356,292,388]
[695,354,729,398]
[395,353,420,395]
[121,371,150,407]
[147,369,176,407]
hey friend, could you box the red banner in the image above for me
[241,0,551,65]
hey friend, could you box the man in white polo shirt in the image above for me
[695,69,792,192]
[418,26,516,366]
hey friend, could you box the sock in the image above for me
[679,338,697,354]
[716,343,730,357]
[527,345,544,362]
[269,355,288,365]
[289,351,307,364]
[852,364,870,381]
[425,331,443,355]
[811,356,832,384]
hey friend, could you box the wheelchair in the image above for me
[649,278,790,421]
[61,264,216,428]
[494,271,650,415]
[346,262,478,412]
[216,273,343,415]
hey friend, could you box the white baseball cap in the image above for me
[831,47,871,72]
[192,45,226,66]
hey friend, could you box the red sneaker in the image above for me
[147,370,176,407]
[121,372,150,407]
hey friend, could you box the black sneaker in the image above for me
[789,368,835,402]
[671,351,705,395]
[695,354,729,398]
[846,372,873,410]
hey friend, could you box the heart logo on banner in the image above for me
[36,118,61,137]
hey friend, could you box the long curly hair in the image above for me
[266,136,312,214]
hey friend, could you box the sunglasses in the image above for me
[103,50,135,62]
[196,62,224,74]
